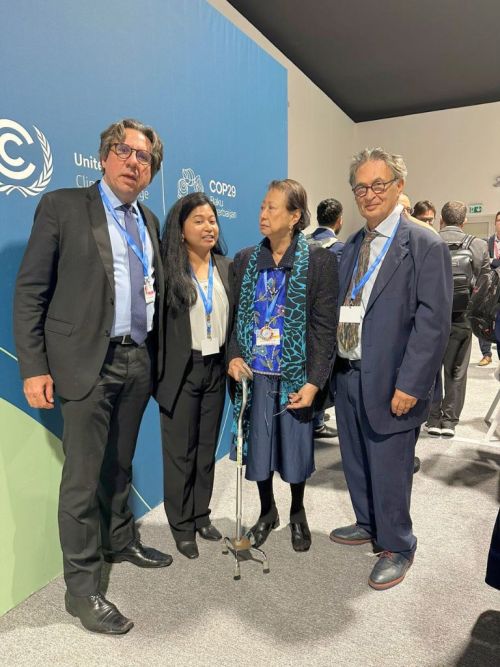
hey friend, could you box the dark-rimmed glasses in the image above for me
[352,178,397,198]
[110,143,152,166]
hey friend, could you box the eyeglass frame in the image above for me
[109,143,153,166]
[352,177,398,199]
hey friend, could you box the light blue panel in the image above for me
[0,0,287,520]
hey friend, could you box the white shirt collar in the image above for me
[365,203,403,238]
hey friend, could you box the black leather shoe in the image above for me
[65,591,133,635]
[313,424,338,439]
[104,538,172,568]
[249,515,280,548]
[368,551,413,590]
[290,521,311,552]
[176,540,199,559]
[197,524,222,541]
[413,456,421,474]
[329,523,373,545]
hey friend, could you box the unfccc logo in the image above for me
[0,119,53,197]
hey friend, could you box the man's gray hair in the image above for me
[349,148,407,187]
[441,201,467,227]
[99,118,164,180]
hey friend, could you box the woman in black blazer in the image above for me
[228,179,338,553]
[156,193,232,559]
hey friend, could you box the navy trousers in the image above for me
[335,366,417,558]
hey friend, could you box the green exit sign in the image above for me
[469,203,483,214]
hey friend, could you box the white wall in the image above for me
[356,102,500,228]
[208,2,500,239]
[207,0,357,236]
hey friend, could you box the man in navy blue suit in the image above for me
[330,148,453,590]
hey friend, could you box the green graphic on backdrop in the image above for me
[0,399,63,616]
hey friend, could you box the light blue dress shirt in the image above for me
[99,179,155,337]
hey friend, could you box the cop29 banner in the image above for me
[0,0,287,614]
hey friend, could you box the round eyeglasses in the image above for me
[352,178,397,198]
[110,143,152,166]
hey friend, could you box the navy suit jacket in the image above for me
[335,216,453,435]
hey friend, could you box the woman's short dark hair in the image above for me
[413,200,436,217]
[268,178,310,233]
[161,192,227,313]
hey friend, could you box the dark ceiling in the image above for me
[228,0,500,122]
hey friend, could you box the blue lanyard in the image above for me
[98,182,149,278]
[350,221,400,302]
[263,269,286,325]
[192,257,214,337]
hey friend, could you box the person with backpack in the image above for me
[427,201,490,438]
[306,198,344,437]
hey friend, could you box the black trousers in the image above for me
[335,366,417,558]
[429,322,472,427]
[59,340,152,596]
[160,351,226,542]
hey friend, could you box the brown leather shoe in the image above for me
[478,355,492,367]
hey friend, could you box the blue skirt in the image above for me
[245,373,314,484]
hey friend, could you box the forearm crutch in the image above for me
[222,376,270,580]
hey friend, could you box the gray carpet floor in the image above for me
[1,340,500,667]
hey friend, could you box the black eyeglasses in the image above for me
[352,178,397,198]
[110,143,152,166]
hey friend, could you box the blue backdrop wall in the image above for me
[0,0,286,613]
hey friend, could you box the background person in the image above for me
[228,179,338,553]
[478,211,500,366]
[306,197,344,438]
[156,193,232,560]
[13,119,171,635]
[413,200,437,228]
[427,201,489,438]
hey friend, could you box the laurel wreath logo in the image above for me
[0,126,53,197]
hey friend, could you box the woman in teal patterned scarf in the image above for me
[228,179,338,553]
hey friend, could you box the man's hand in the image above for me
[287,383,319,410]
[228,357,253,382]
[23,374,55,409]
[391,388,417,417]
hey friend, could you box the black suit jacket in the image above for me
[154,254,233,414]
[228,238,338,401]
[14,182,164,400]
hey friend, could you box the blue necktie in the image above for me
[121,204,148,345]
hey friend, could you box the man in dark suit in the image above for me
[307,198,344,439]
[14,119,171,635]
[330,148,453,590]
[478,211,500,365]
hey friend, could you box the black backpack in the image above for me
[466,269,500,342]
[447,234,474,313]
[306,232,339,250]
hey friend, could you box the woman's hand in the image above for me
[228,357,253,382]
[287,382,318,410]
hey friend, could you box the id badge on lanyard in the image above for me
[192,258,220,356]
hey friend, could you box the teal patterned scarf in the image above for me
[232,232,309,449]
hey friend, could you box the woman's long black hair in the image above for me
[161,192,227,314]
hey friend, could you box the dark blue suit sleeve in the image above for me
[395,241,453,400]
